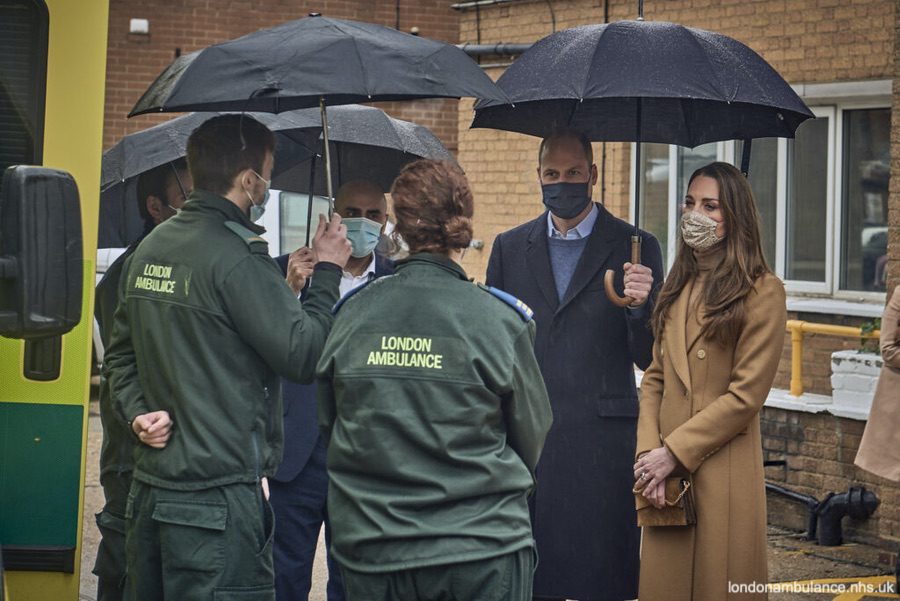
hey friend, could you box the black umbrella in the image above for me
[101,111,315,191]
[272,104,454,194]
[269,104,455,246]
[98,106,451,248]
[128,13,506,201]
[471,16,814,305]
[99,110,318,248]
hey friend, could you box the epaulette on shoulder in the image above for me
[477,283,534,322]
[224,221,268,253]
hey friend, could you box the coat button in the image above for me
[697,349,706,359]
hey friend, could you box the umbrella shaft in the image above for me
[320,97,334,215]
[633,100,642,234]
[305,155,317,248]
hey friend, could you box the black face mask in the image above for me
[541,181,591,220]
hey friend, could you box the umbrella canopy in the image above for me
[472,20,814,148]
[98,105,452,248]
[273,104,454,194]
[129,14,507,116]
[100,111,318,191]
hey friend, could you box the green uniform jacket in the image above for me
[317,253,553,573]
[104,189,340,491]
[95,240,142,479]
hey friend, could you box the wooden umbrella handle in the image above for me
[604,235,642,307]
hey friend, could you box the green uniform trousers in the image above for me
[339,547,534,601]
[93,471,131,601]
[125,480,275,601]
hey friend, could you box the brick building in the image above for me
[102,0,461,152]
[102,0,899,564]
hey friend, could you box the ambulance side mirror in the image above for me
[0,166,83,380]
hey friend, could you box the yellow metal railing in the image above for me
[786,320,880,396]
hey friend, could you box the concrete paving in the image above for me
[79,400,897,601]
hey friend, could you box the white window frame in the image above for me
[782,105,835,296]
[831,99,892,303]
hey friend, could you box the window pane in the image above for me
[840,108,890,292]
[676,144,718,205]
[0,0,48,173]
[786,118,829,282]
[638,143,670,266]
[280,191,331,252]
[736,138,779,268]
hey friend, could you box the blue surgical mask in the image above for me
[343,217,383,258]
[541,181,591,220]
[247,170,271,223]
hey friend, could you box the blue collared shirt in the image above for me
[547,204,598,240]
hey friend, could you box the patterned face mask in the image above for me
[680,211,723,250]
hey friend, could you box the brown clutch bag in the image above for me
[633,477,696,527]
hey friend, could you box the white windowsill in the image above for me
[633,371,870,421]
[786,297,884,319]
[765,388,870,421]
[791,79,891,103]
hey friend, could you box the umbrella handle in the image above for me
[604,235,642,307]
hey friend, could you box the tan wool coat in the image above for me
[637,256,787,601]
[855,285,900,482]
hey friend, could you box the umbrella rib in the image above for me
[711,38,779,109]
[582,25,608,107]
[327,19,377,98]
[683,28,731,102]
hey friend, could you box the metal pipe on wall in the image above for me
[457,42,532,56]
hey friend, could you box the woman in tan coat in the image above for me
[633,162,786,600]
[855,284,900,482]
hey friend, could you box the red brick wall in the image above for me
[103,0,460,152]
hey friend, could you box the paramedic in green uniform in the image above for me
[317,159,553,601]
[104,114,351,601]
[93,158,191,601]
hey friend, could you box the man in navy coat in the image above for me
[486,130,663,601]
[271,180,394,601]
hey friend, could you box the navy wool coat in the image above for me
[486,203,663,601]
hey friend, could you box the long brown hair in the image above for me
[651,162,772,345]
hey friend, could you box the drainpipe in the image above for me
[451,0,518,9]
[816,487,879,546]
[457,42,532,56]
[765,481,820,541]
